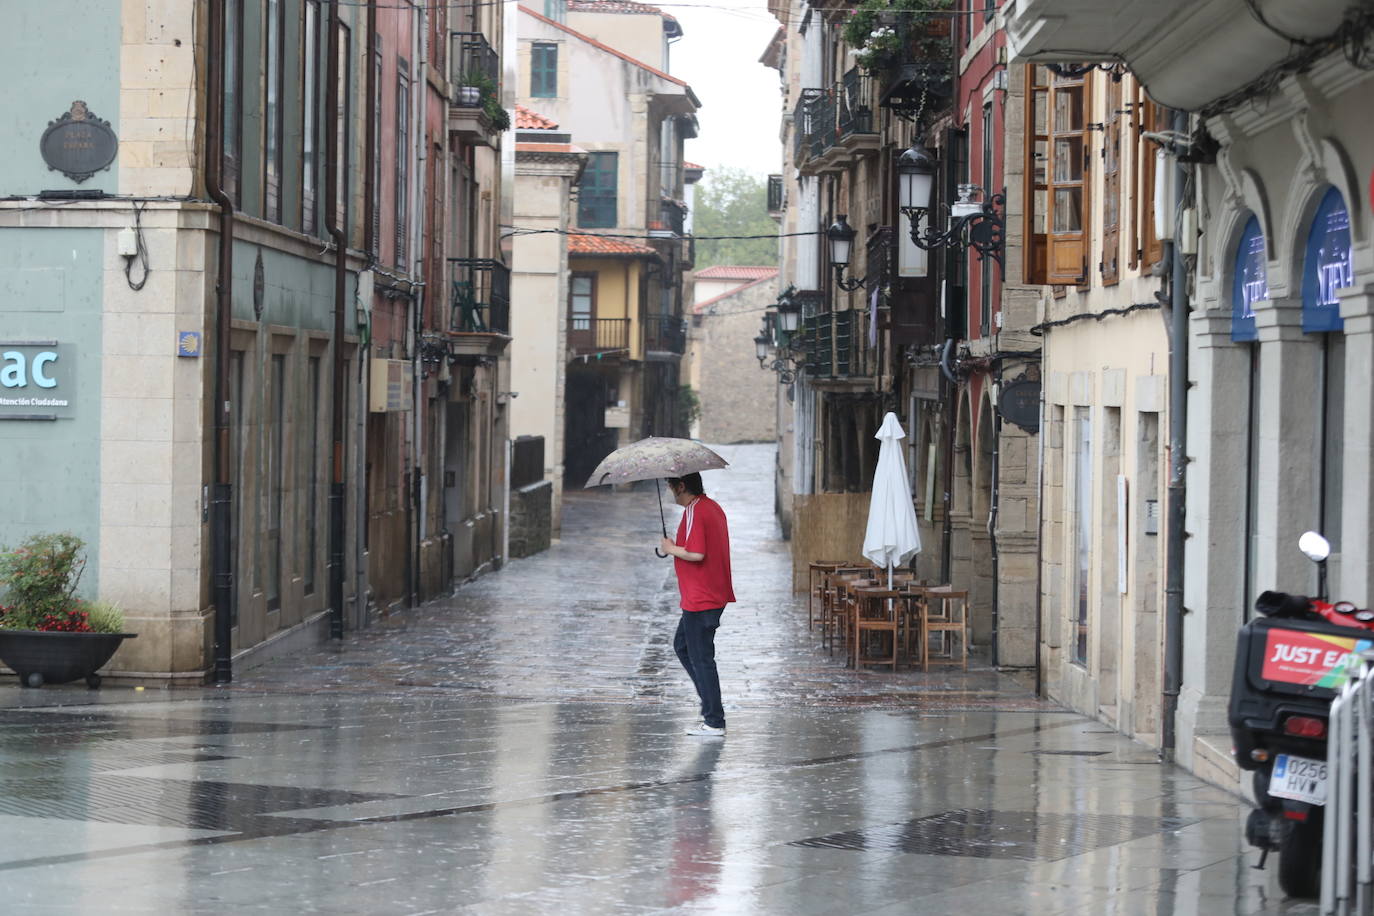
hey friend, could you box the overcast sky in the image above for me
[668,0,783,178]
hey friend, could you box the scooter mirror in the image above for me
[1298,530,1331,563]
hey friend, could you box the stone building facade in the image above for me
[687,269,780,444]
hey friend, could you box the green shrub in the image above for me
[84,600,127,635]
[840,0,954,71]
[0,533,87,630]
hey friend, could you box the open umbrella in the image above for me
[862,412,921,588]
[584,437,729,556]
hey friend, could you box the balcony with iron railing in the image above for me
[837,68,879,151]
[767,174,784,218]
[651,197,687,237]
[643,315,686,356]
[799,308,874,383]
[448,257,511,355]
[449,31,505,146]
[568,317,631,357]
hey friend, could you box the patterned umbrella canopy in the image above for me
[583,437,729,488]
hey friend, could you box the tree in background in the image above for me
[692,167,779,268]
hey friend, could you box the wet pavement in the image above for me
[0,444,1318,914]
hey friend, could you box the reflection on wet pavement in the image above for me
[0,445,1317,914]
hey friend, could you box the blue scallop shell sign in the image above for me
[1302,187,1352,334]
[1231,215,1266,343]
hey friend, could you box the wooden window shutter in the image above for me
[1100,78,1122,286]
[1126,82,1140,271]
[1140,100,1165,268]
[1046,70,1090,286]
[1024,64,1049,285]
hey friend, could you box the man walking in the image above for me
[659,472,734,737]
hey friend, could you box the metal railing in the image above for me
[793,89,825,165]
[568,317,630,354]
[645,197,684,236]
[801,309,870,378]
[809,91,835,160]
[1323,653,1374,913]
[644,315,686,354]
[450,32,499,105]
[448,258,510,334]
[838,68,876,138]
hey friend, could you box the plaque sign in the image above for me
[998,379,1041,433]
[40,101,118,184]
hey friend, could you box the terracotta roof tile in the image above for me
[694,265,779,280]
[684,161,705,171]
[515,105,559,130]
[569,0,678,22]
[516,142,582,154]
[568,234,658,256]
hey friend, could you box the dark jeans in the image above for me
[674,608,725,728]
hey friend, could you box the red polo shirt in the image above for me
[674,495,735,611]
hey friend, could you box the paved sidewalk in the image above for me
[0,444,1316,914]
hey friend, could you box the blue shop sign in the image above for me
[1302,187,1352,333]
[0,342,73,420]
[1232,215,1266,342]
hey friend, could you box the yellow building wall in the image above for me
[568,257,644,360]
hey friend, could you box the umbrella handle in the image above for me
[655,479,670,559]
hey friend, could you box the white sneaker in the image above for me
[685,723,726,737]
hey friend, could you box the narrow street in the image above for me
[0,445,1312,914]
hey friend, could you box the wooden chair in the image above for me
[823,570,874,655]
[893,581,933,665]
[808,561,847,629]
[921,589,969,671]
[851,587,903,671]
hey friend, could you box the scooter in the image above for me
[1228,532,1374,898]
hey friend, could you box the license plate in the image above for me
[1270,754,1329,806]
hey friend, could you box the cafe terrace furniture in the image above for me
[851,587,904,672]
[808,561,848,629]
[921,588,969,670]
[823,570,876,655]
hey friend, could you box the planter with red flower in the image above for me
[0,534,135,688]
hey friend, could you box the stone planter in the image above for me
[0,630,136,688]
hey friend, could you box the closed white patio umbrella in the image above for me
[862,412,922,588]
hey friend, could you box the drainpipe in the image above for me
[355,0,378,629]
[325,0,347,639]
[1161,108,1190,757]
[206,0,236,684]
[939,338,957,585]
[410,6,426,608]
[1033,359,1046,697]
[989,364,1002,667]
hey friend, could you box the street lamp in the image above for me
[827,215,875,291]
[775,287,801,335]
[897,143,1007,276]
[755,319,798,385]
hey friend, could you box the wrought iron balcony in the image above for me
[450,32,499,104]
[767,174,784,216]
[568,317,630,356]
[800,309,873,380]
[808,91,835,161]
[644,315,686,355]
[792,89,825,166]
[837,68,877,139]
[645,197,684,236]
[448,258,510,337]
